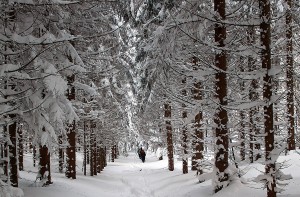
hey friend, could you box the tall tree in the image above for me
[66,75,76,179]
[248,25,261,163]
[239,58,246,161]
[39,144,51,186]
[213,0,229,193]
[191,58,204,175]
[8,117,18,187]
[181,78,188,174]
[259,0,276,196]
[286,0,295,151]
[18,125,24,171]
[165,102,174,171]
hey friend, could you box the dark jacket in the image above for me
[140,149,146,162]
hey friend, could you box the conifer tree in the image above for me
[165,102,174,171]
[259,0,276,196]
[286,0,295,151]
[213,0,229,193]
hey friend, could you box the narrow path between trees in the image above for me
[18,151,300,197]
[19,151,207,197]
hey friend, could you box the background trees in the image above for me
[1,0,300,197]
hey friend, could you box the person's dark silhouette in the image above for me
[139,148,146,163]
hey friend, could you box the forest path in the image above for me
[19,151,206,197]
[19,151,300,197]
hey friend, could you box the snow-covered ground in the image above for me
[19,151,300,197]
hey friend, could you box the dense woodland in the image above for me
[1,0,300,197]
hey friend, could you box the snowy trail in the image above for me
[18,151,300,197]
[20,152,203,197]
[112,153,156,197]
[120,167,156,197]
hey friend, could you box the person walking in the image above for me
[140,148,146,163]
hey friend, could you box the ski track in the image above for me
[21,152,179,197]
[120,154,156,197]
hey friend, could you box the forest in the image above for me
[1,0,300,197]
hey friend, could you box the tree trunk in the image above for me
[2,4,9,185]
[0,145,3,167]
[101,148,105,171]
[90,121,95,176]
[39,145,47,180]
[66,121,76,179]
[47,152,52,184]
[66,74,76,179]
[86,134,90,165]
[3,34,18,186]
[191,57,203,172]
[33,145,36,167]
[239,58,246,161]
[191,79,204,175]
[39,145,52,185]
[97,146,101,173]
[259,0,276,196]
[248,24,258,162]
[115,144,119,159]
[18,125,24,171]
[240,111,246,161]
[83,121,87,176]
[286,0,295,151]
[214,0,229,193]
[58,135,64,173]
[165,102,174,171]
[181,78,188,174]
[111,146,114,162]
[4,127,8,181]
[100,147,105,171]
[92,122,97,175]
[104,146,107,167]
[182,124,188,174]
[9,116,18,187]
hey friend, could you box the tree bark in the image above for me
[182,123,188,174]
[97,146,101,173]
[248,25,259,163]
[104,146,107,167]
[115,144,119,159]
[39,145,47,180]
[39,144,52,185]
[286,0,295,151]
[240,111,246,161]
[100,147,105,171]
[47,152,52,184]
[66,121,76,179]
[58,135,64,173]
[4,127,8,181]
[87,131,90,165]
[92,122,97,175]
[165,102,174,171]
[111,146,114,162]
[239,58,246,161]
[9,116,18,187]
[33,145,36,167]
[181,78,188,174]
[83,121,87,176]
[191,78,204,175]
[90,121,95,176]
[259,0,276,196]
[214,0,229,193]
[18,125,24,171]
[66,74,76,179]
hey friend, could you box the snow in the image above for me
[8,0,78,5]
[9,0,34,4]
[74,82,99,96]
[18,151,300,197]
